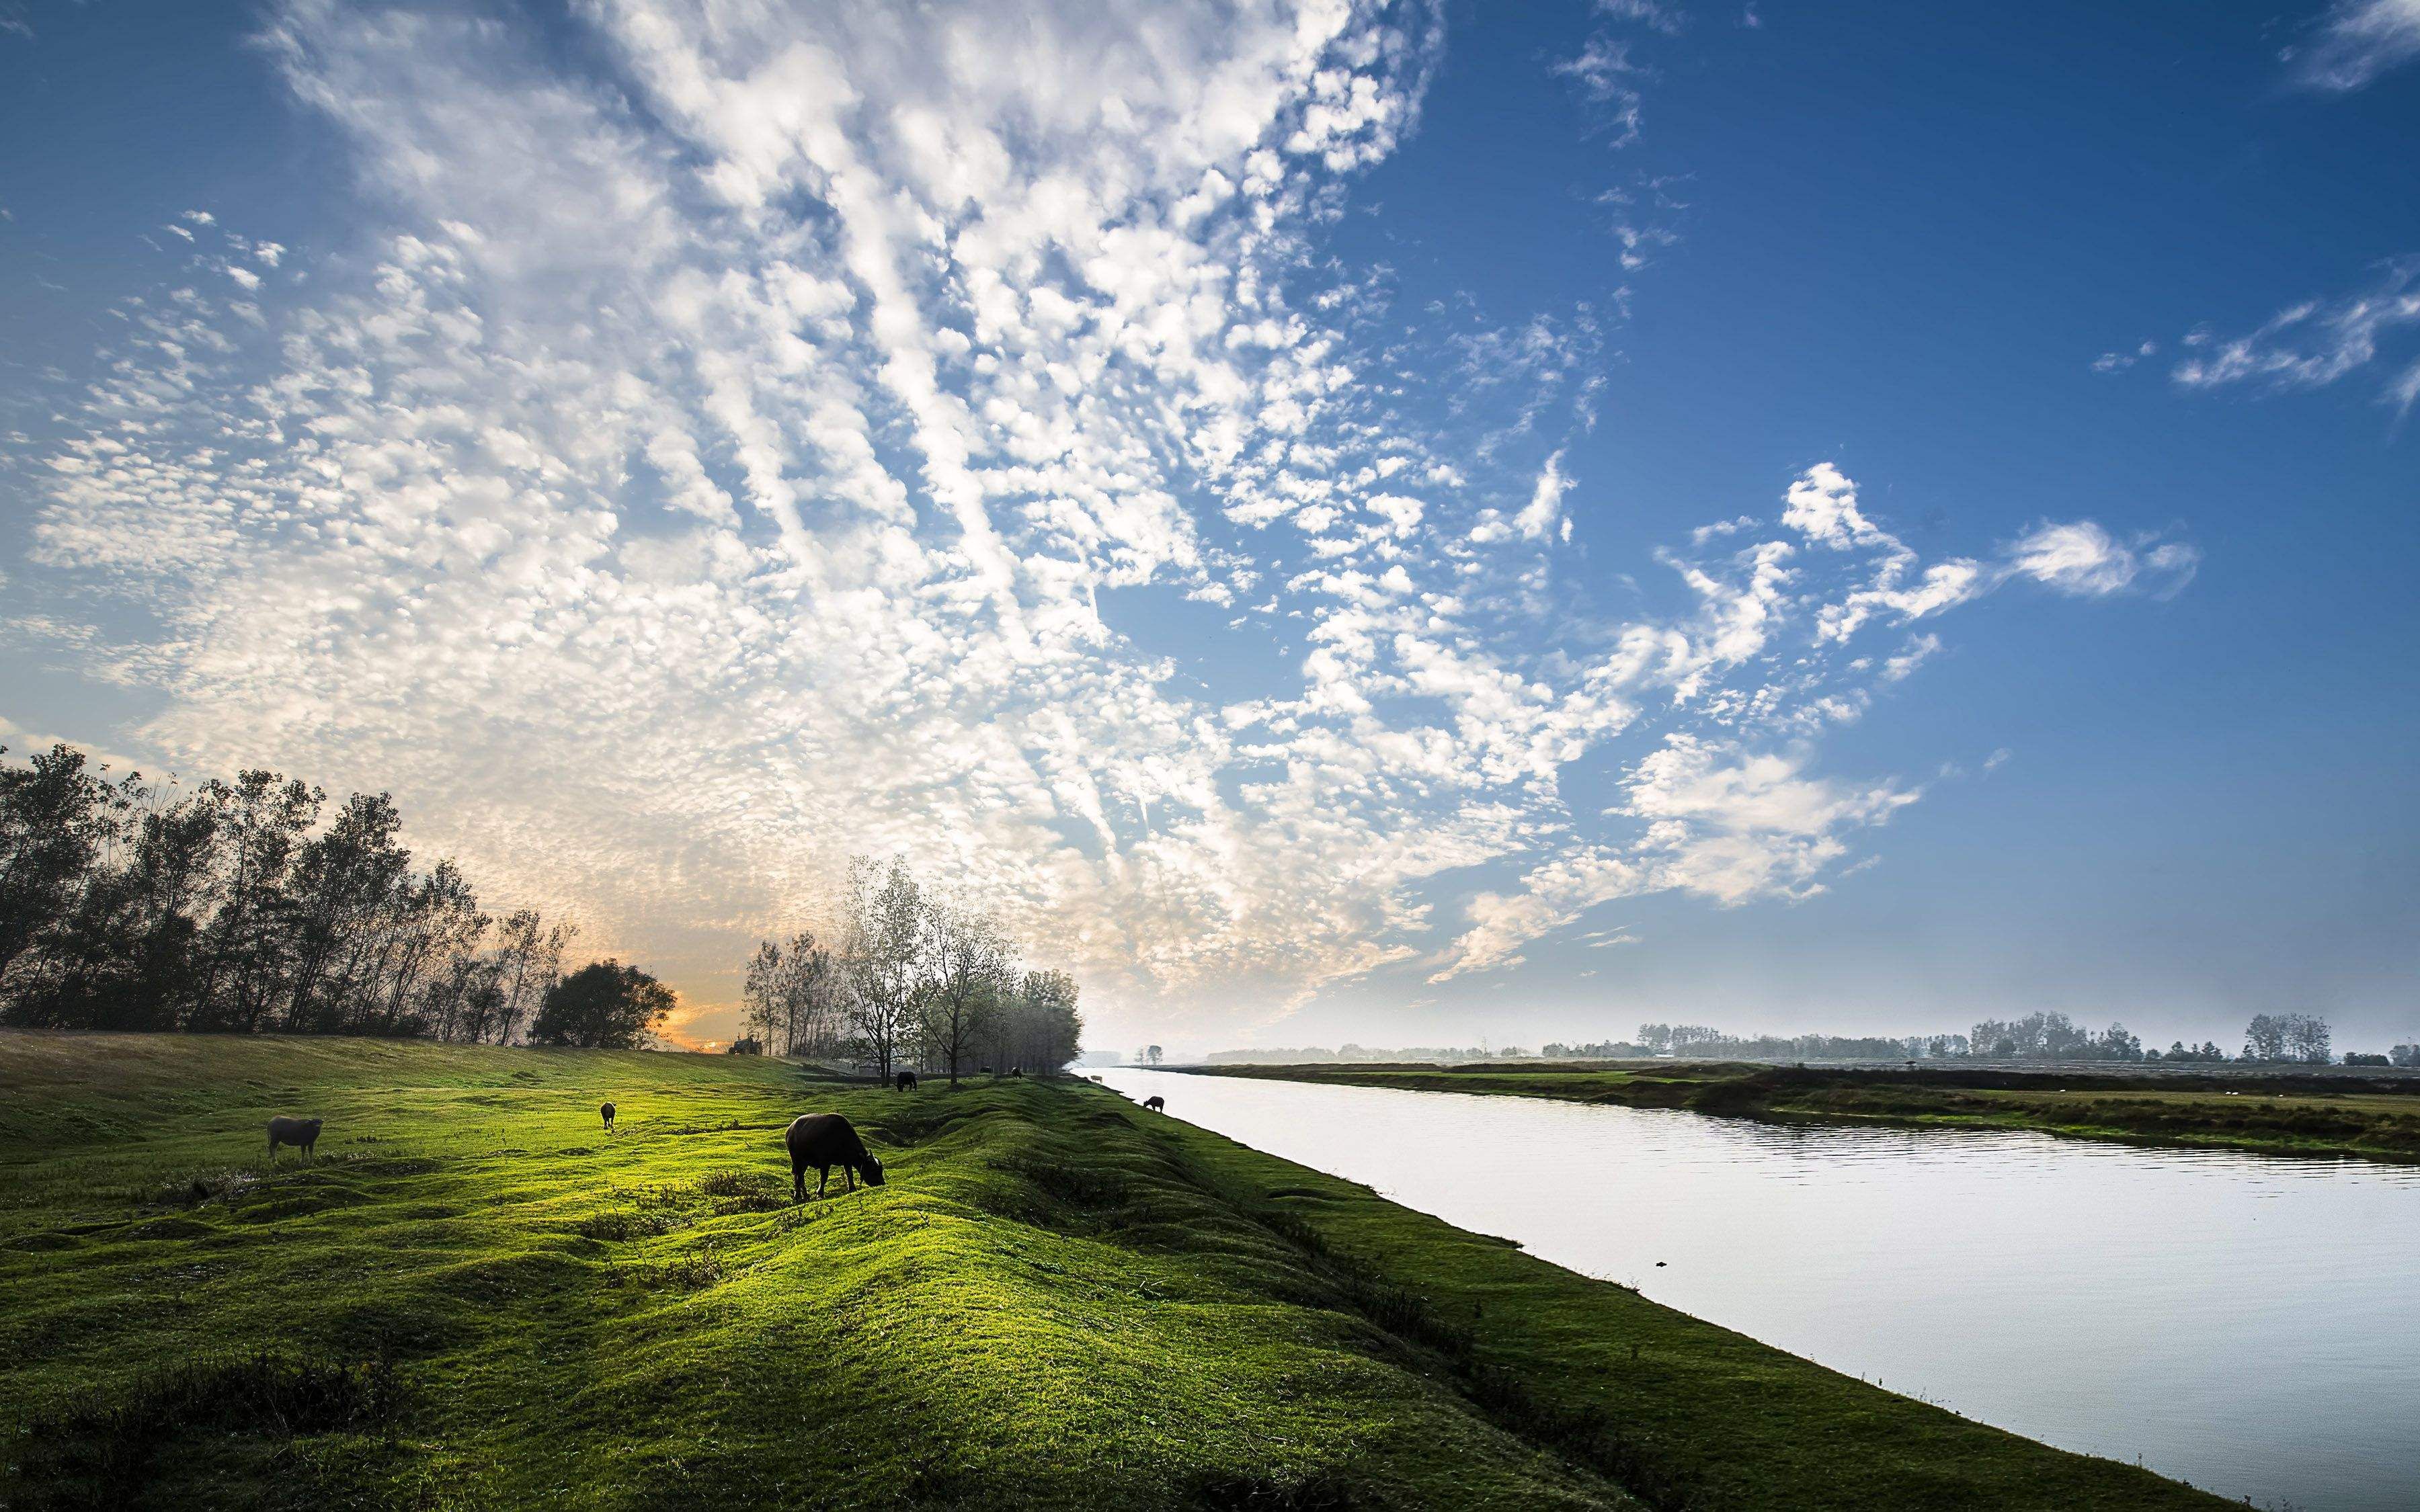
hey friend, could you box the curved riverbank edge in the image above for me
[0,1032,2220,1509]
[1182,1058,2420,1165]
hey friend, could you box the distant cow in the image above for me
[1143,1095,1165,1111]
[896,1070,918,1092]
[600,1101,616,1132]
[785,1114,886,1201]
[266,1116,322,1162]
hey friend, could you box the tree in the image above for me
[282,792,413,1031]
[742,855,1084,1081]
[982,970,1080,1072]
[192,771,322,1032]
[741,930,844,1057]
[0,743,567,1044]
[2244,1013,2330,1063]
[529,960,676,1049]
[918,897,1014,1086]
[8,783,223,1031]
[2088,1022,2143,1062]
[489,911,575,1044]
[0,745,132,993]
[838,857,926,1083]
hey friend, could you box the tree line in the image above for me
[1537,1011,2410,1066]
[1969,1009,2348,1065]
[740,855,1082,1083]
[0,743,668,1045]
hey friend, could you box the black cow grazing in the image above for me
[1143,1095,1165,1111]
[785,1114,886,1202]
[895,1070,918,1092]
[266,1116,322,1161]
[600,1101,616,1132]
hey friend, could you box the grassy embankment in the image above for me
[0,1032,2224,1510]
[1194,1059,2420,1163]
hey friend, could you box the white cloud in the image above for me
[2171,259,2420,413]
[1881,632,1941,683]
[2006,521,2150,596]
[2285,0,2420,91]
[1781,460,1888,550]
[1554,35,1646,146]
[1786,467,2193,644]
[2091,339,2156,374]
[1595,1,1685,34]
[1622,736,1919,905]
[1513,450,1571,541]
[1429,737,1918,979]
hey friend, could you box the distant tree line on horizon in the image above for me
[740,855,1082,1083]
[1207,1011,2417,1069]
[1537,1013,2408,1066]
[0,743,676,1047]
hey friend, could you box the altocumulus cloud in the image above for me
[13,0,2192,1037]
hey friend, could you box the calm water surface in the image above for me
[1098,1067,2420,1511]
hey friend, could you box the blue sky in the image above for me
[3,0,2415,1053]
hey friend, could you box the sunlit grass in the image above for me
[1,1032,2222,1509]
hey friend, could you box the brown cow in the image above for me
[785,1114,885,1201]
[266,1116,322,1162]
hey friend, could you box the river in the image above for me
[1096,1066,2420,1511]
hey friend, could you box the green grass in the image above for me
[0,1032,2224,1510]
[1195,1060,2420,1163]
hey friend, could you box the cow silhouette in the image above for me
[266,1116,322,1162]
[785,1114,885,1201]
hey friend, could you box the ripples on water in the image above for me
[1098,1068,2420,1512]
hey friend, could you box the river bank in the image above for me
[0,1031,2220,1509]
[1187,1058,2420,1163]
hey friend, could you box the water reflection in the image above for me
[1098,1067,2420,1511]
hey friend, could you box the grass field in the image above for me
[0,1032,2226,1510]
[1193,1059,2420,1163]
